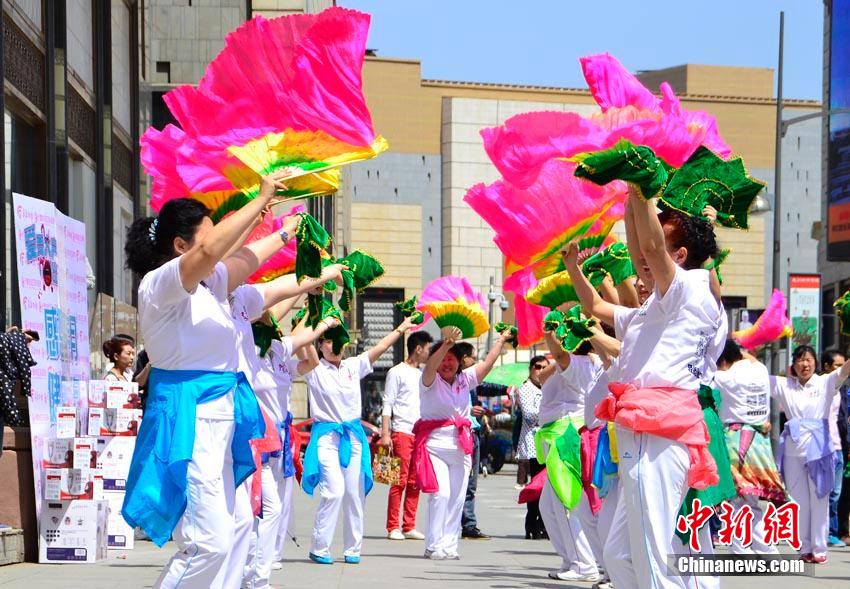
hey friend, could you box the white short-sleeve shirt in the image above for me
[419,365,477,449]
[770,371,843,455]
[538,355,603,426]
[714,360,771,425]
[613,267,724,390]
[265,338,302,420]
[252,337,301,425]
[585,362,615,429]
[304,353,373,423]
[138,258,238,419]
[138,257,237,371]
[382,362,423,435]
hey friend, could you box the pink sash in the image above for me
[248,408,283,517]
[412,416,473,493]
[595,382,718,490]
[580,426,603,515]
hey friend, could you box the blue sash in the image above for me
[301,418,373,497]
[121,368,263,546]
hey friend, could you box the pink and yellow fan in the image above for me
[161,8,387,202]
[479,53,731,190]
[464,158,625,278]
[417,276,489,339]
[732,289,793,351]
[141,124,338,219]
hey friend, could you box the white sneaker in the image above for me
[403,529,425,540]
[387,529,405,540]
[424,549,446,560]
[481,465,489,477]
[548,570,601,582]
[271,561,283,570]
[514,483,525,490]
[444,552,460,560]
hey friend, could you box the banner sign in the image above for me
[13,193,90,518]
[788,274,821,355]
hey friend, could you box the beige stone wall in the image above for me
[350,202,424,295]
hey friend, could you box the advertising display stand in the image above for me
[12,193,140,563]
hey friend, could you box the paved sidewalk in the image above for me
[1,464,848,588]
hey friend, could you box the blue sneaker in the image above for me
[309,552,334,565]
[827,535,846,547]
[344,555,361,564]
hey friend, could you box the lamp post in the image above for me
[486,276,509,353]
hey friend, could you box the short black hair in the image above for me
[821,348,845,370]
[529,354,546,370]
[406,330,433,356]
[718,339,743,366]
[453,342,475,360]
[792,345,818,371]
[658,209,719,270]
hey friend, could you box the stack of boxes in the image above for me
[38,381,141,563]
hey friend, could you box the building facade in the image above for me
[0,1,142,374]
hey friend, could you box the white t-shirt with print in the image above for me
[770,371,843,456]
[252,336,301,426]
[138,257,238,420]
[304,353,372,423]
[714,360,771,425]
[613,267,724,390]
[538,355,603,427]
[420,365,477,449]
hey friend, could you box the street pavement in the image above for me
[1,463,848,588]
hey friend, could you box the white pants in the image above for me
[425,444,470,557]
[783,451,829,557]
[597,477,620,550]
[539,477,597,575]
[243,457,292,588]
[310,432,365,558]
[216,480,254,589]
[603,428,689,589]
[274,475,295,561]
[728,495,778,555]
[678,522,718,589]
[154,418,237,589]
[575,492,605,568]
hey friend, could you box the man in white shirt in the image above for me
[381,330,433,540]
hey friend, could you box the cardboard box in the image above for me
[43,468,102,501]
[87,407,104,436]
[106,384,140,410]
[101,408,142,437]
[89,381,140,409]
[42,438,74,468]
[96,436,136,491]
[39,500,108,563]
[72,437,98,469]
[104,491,134,550]
[56,406,77,438]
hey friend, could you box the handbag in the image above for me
[372,445,401,486]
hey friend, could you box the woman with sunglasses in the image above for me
[516,355,550,539]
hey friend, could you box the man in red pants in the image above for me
[381,330,433,540]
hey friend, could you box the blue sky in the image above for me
[339,1,825,101]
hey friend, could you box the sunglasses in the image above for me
[531,364,546,370]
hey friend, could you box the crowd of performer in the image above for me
[119,173,850,589]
